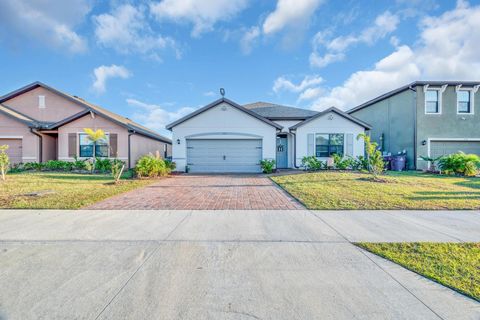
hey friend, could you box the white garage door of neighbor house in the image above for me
[431,141,480,158]
[186,139,262,173]
[0,139,22,164]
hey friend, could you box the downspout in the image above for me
[408,85,417,170]
[128,130,135,169]
[290,131,299,168]
[30,128,43,162]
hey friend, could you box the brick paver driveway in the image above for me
[88,174,304,210]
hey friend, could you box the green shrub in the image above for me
[72,156,88,171]
[135,154,169,178]
[45,160,74,171]
[351,156,369,171]
[260,159,276,174]
[301,156,323,171]
[332,154,356,170]
[164,159,176,172]
[95,158,112,173]
[438,152,480,176]
[23,162,45,171]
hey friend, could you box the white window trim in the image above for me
[423,84,447,115]
[314,133,347,159]
[77,131,111,159]
[0,135,23,139]
[455,85,478,115]
[38,95,46,108]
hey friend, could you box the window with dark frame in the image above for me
[315,133,344,157]
[425,90,439,113]
[457,90,471,113]
[79,133,109,157]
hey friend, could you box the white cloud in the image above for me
[127,99,195,136]
[263,0,323,35]
[298,87,323,101]
[150,0,248,37]
[273,75,323,93]
[240,26,261,54]
[93,4,178,59]
[92,65,131,94]
[310,11,400,67]
[309,1,480,110]
[0,0,90,53]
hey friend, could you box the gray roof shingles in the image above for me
[243,102,318,119]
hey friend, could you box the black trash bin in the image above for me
[391,155,406,171]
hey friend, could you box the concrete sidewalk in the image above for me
[0,210,479,319]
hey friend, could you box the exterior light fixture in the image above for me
[177,139,181,145]
[421,140,427,146]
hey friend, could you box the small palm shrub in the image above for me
[437,152,480,176]
[0,145,9,181]
[111,159,125,183]
[260,159,276,174]
[135,154,169,178]
[301,156,323,171]
[357,133,385,180]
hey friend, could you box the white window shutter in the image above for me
[346,133,354,157]
[307,133,315,156]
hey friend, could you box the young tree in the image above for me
[357,133,385,180]
[0,145,10,181]
[83,128,106,172]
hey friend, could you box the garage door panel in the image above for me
[0,139,22,164]
[187,139,262,173]
[431,141,480,158]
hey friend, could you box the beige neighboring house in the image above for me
[0,82,171,167]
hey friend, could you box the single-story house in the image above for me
[166,98,371,173]
[0,82,171,167]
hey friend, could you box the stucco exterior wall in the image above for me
[350,89,416,169]
[171,102,278,172]
[295,111,365,166]
[57,113,128,160]
[3,87,84,123]
[0,113,39,162]
[130,134,171,167]
[416,85,480,169]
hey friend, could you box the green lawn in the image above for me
[271,171,480,210]
[0,172,154,209]
[357,242,480,301]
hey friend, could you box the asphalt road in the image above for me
[0,210,479,319]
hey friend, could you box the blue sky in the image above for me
[1,0,480,136]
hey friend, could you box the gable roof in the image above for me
[166,98,283,130]
[243,102,318,120]
[347,80,480,114]
[289,107,371,130]
[0,81,171,143]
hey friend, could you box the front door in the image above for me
[276,137,288,168]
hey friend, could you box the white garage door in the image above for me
[431,140,480,158]
[0,139,22,164]
[186,139,262,173]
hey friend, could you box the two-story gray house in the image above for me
[348,81,480,170]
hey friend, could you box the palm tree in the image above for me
[83,128,106,172]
